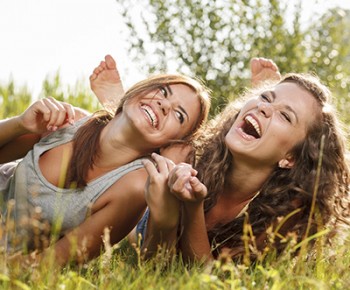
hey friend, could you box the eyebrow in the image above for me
[270,91,299,123]
[166,84,190,122]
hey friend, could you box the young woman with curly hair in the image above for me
[138,59,350,262]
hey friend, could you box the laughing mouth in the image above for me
[141,104,158,128]
[241,115,261,139]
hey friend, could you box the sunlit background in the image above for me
[0,0,349,98]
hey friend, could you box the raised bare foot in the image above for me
[250,57,281,87]
[90,55,125,109]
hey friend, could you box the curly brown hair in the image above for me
[67,74,211,188]
[195,73,350,260]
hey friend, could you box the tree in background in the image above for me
[307,8,350,125]
[116,0,350,122]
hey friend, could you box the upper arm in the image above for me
[50,168,148,265]
[0,133,41,163]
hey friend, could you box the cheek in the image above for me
[277,130,304,153]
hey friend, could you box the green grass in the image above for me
[1,77,350,289]
[1,235,350,290]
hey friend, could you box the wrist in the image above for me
[13,116,30,134]
[149,207,180,231]
[184,199,204,210]
[183,200,204,217]
[148,200,180,231]
[147,191,181,230]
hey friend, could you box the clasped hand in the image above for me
[143,152,207,206]
[18,97,75,134]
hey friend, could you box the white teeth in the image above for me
[245,115,261,137]
[141,104,158,128]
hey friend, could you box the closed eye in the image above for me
[281,111,291,123]
[260,94,271,102]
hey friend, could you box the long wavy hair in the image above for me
[195,73,350,259]
[67,74,211,188]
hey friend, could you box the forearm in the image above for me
[0,117,39,163]
[180,202,213,263]
[141,211,179,259]
[0,116,29,147]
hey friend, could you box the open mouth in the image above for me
[241,115,261,139]
[141,104,158,128]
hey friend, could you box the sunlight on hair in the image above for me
[322,103,333,114]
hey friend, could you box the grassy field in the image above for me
[1,234,350,290]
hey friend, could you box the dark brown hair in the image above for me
[195,73,350,260]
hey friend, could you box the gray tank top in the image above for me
[1,116,144,250]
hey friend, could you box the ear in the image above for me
[278,155,295,169]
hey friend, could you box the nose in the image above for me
[157,98,171,115]
[257,101,273,118]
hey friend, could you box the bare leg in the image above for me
[89,55,125,109]
[250,57,281,87]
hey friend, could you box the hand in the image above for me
[18,97,75,134]
[142,153,181,229]
[168,163,207,204]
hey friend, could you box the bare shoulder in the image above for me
[99,167,147,199]
[107,167,148,202]
[116,167,148,192]
[91,167,147,214]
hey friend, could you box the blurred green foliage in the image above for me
[41,73,102,112]
[116,0,350,126]
[0,73,101,119]
[0,79,31,119]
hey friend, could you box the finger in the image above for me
[61,103,75,124]
[31,99,52,124]
[168,163,195,187]
[49,98,68,127]
[43,98,66,130]
[151,152,169,173]
[176,163,198,176]
[165,158,175,172]
[189,177,207,199]
[142,159,159,177]
[170,170,192,193]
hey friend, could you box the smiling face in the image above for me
[225,82,320,168]
[123,83,201,147]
